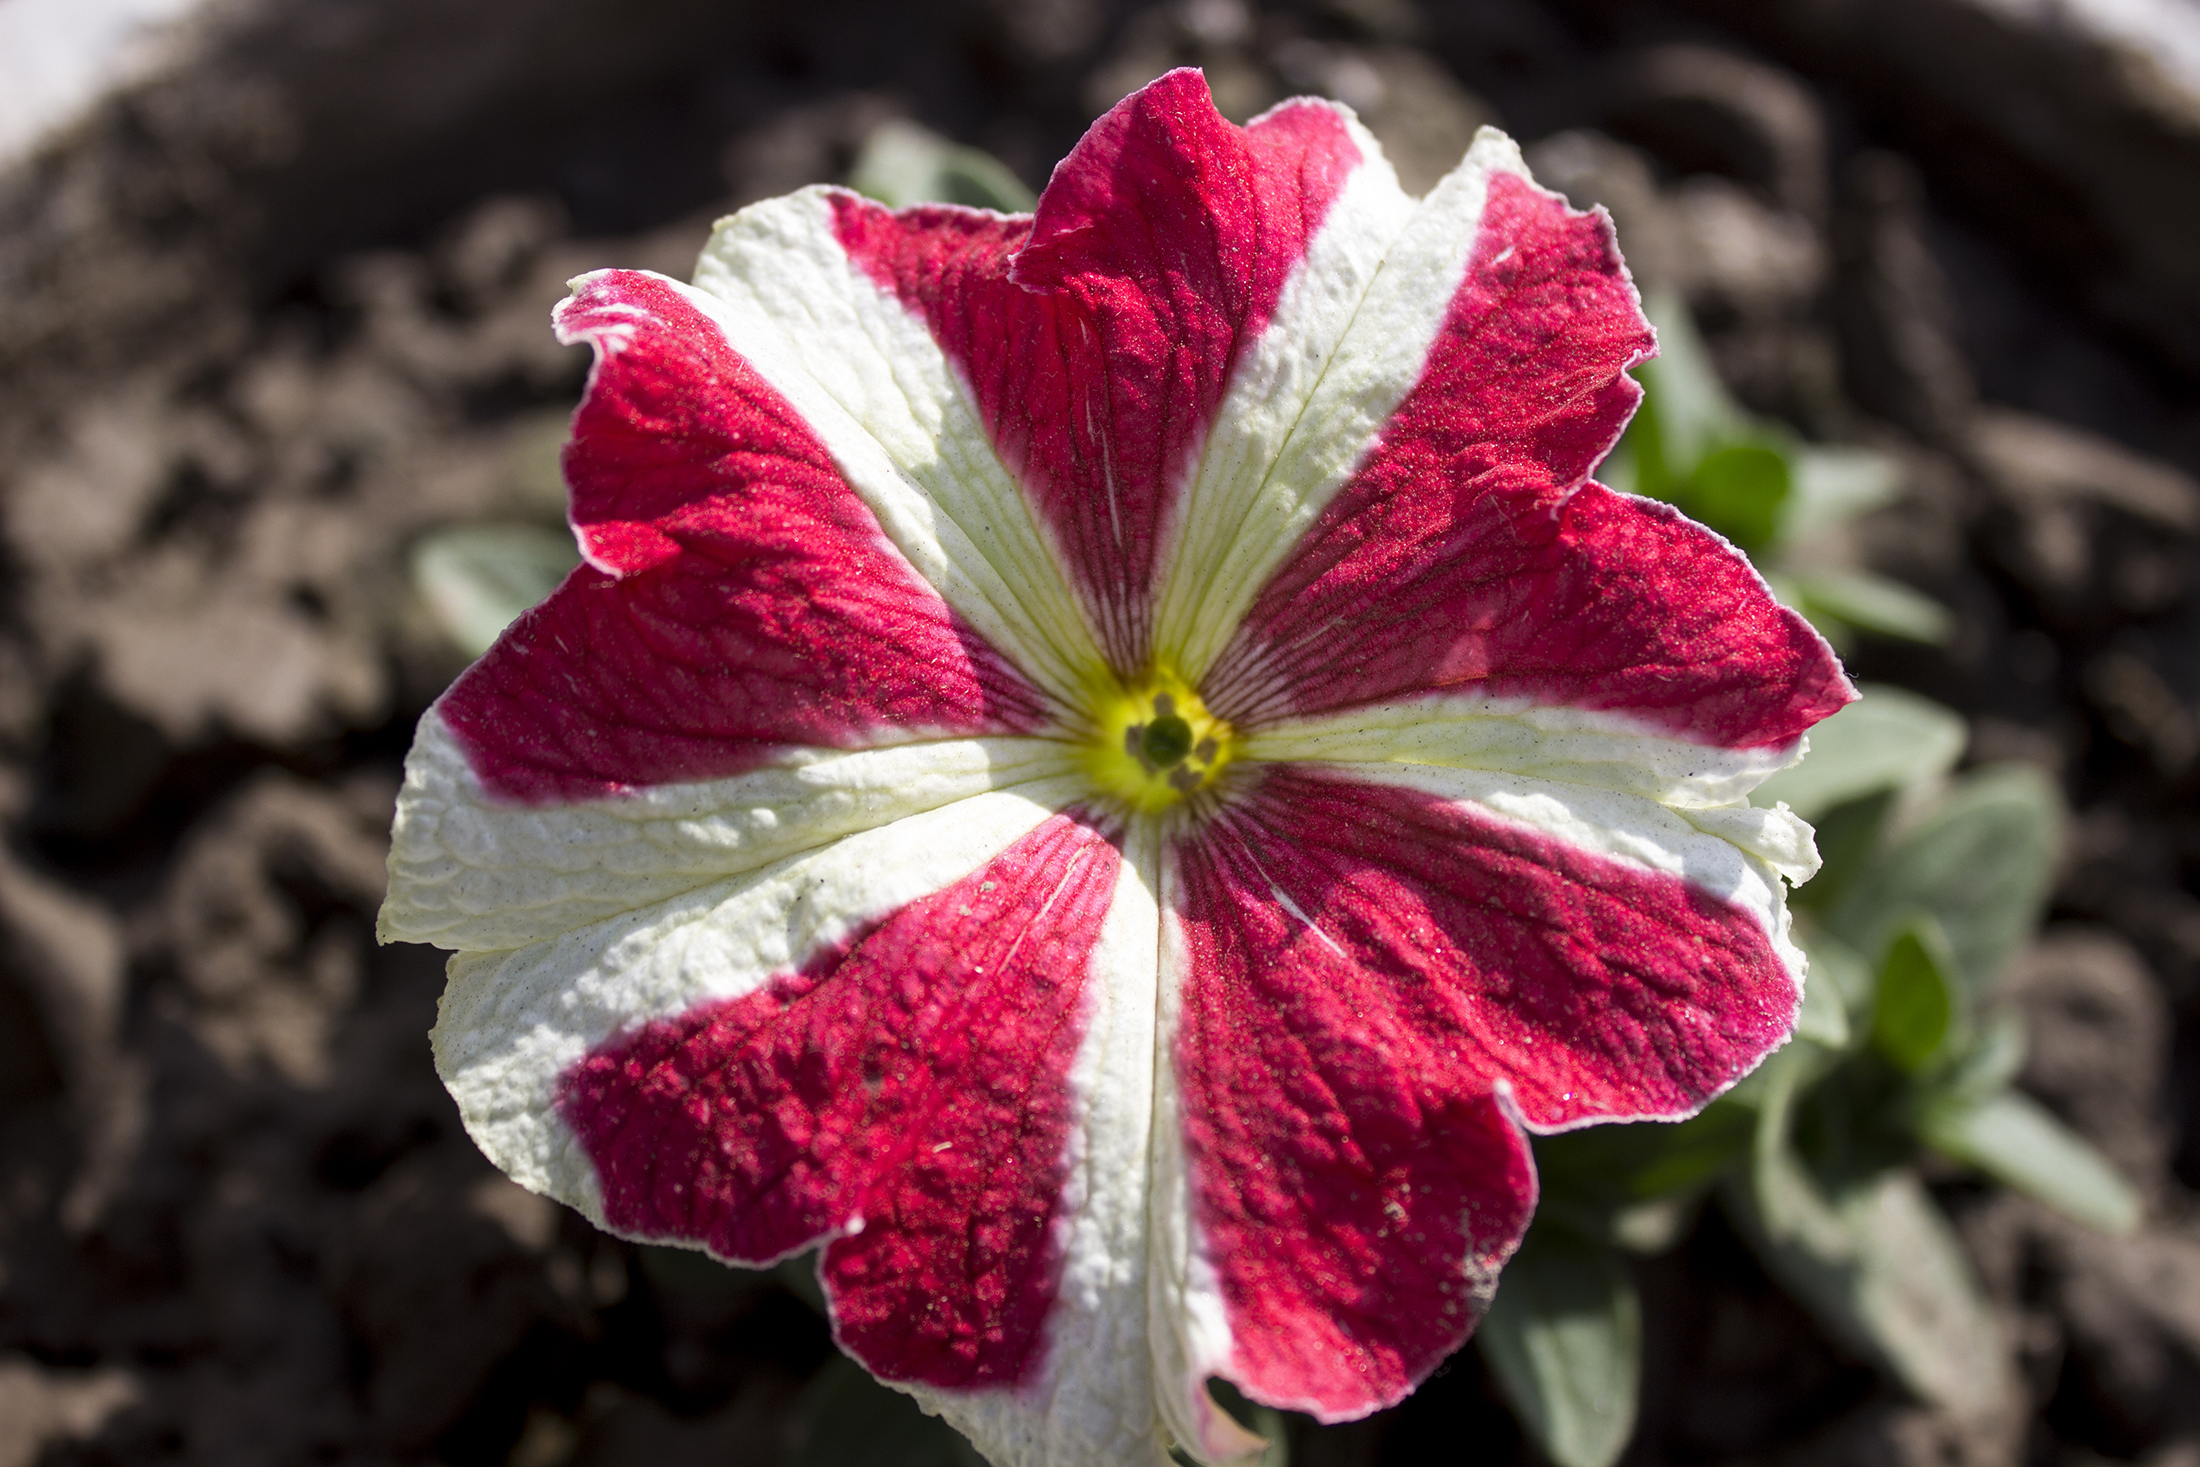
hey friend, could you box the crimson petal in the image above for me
[439,269,1049,803]
[1204,172,1849,750]
[1168,763,1798,1417]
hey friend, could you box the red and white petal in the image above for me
[687,194,1105,700]
[381,712,1077,951]
[1155,761,1806,1424]
[829,71,1374,670]
[1149,904,1287,1465]
[1154,128,1526,681]
[429,780,1084,1214]
[1196,156,1850,750]
[1241,696,1810,811]
[1209,478,1852,751]
[905,825,1172,1467]
[436,268,1052,806]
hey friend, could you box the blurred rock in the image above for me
[0,1354,139,1467]
[334,1146,564,1452]
[0,850,139,1231]
[1834,151,1976,446]
[1271,40,1496,193]
[1085,0,1277,120]
[569,1380,793,1467]
[1666,0,2200,374]
[1969,407,2200,622]
[2003,928,2173,1198]
[2053,1219,2200,1452]
[1766,1397,2018,1467]
[160,771,390,1085]
[1604,43,1828,225]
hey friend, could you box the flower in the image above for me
[380,69,1851,1467]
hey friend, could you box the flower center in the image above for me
[1082,667,1235,814]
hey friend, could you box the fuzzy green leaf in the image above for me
[1727,1165,2017,1419]
[1796,926,1876,1048]
[850,119,1037,212]
[1479,1223,1642,1467]
[411,523,579,658]
[1873,922,1958,1073]
[789,1356,986,1467]
[1920,1089,2141,1236]
[1532,1103,1755,1214]
[1785,446,1903,541]
[1788,568,1953,646]
[1751,684,1966,823]
[1827,765,2063,995]
[1793,944,1852,1049]
[1682,441,1790,553]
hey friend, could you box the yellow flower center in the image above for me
[1081,666,1236,814]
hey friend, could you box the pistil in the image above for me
[1083,670,1235,813]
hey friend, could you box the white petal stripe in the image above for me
[689,190,1104,707]
[429,780,1086,1218]
[1150,881,1263,1467]
[1154,126,1533,684]
[1240,695,1805,810]
[909,822,1171,1467]
[381,710,1079,952]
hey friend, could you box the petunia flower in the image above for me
[380,69,1851,1467]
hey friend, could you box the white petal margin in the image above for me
[1149,837,1267,1467]
[685,191,1104,707]
[1240,697,1806,810]
[1300,760,1814,1070]
[1153,126,1534,684]
[428,778,1087,1222]
[380,710,1078,952]
[905,822,1175,1467]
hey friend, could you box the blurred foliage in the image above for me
[1489,693,2138,1464]
[412,522,578,658]
[850,119,1038,213]
[1601,291,1952,649]
[1482,292,2135,1465]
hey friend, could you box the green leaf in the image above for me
[1873,921,1958,1074]
[788,1356,987,1467]
[1827,765,2063,996]
[1634,288,1744,472]
[1920,1089,2141,1236]
[1532,1102,1755,1214]
[1788,568,1953,646]
[1478,1222,1641,1467]
[1751,684,1966,823]
[1795,925,1876,1048]
[850,119,1037,212]
[1934,1009,2027,1106]
[775,1253,828,1315]
[1725,1166,2017,1420]
[1742,1043,1848,1253]
[1678,441,1790,553]
[411,523,580,658]
[1787,790,1898,915]
[1793,947,1853,1049]
[1785,446,1903,541]
[1200,1380,1290,1467]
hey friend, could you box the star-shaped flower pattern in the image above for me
[380,69,1851,1467]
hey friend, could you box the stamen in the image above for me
[1080,665,1235,813]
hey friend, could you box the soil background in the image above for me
[5,1,2200,1464]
